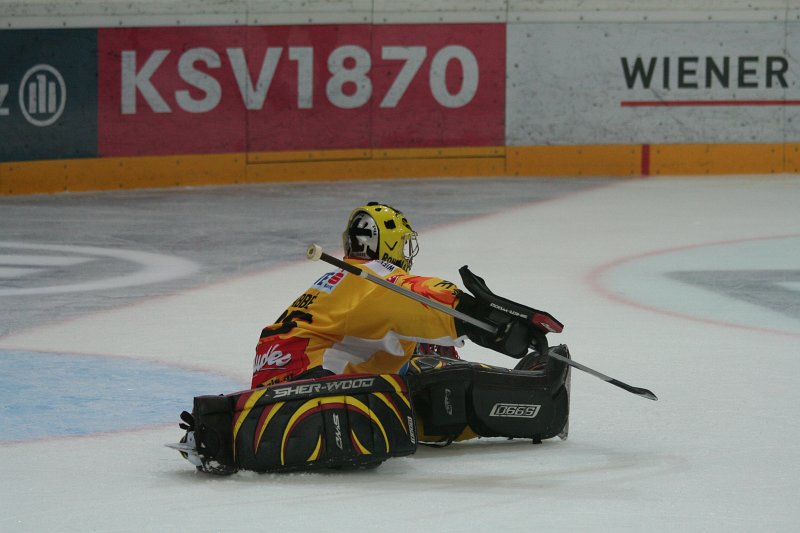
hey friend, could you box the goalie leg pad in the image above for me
[191,394,239,475]
[191,374,417,473]
[405,346,571,444]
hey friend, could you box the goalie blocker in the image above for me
[184,374,417,474]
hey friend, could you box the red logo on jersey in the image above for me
[252,337,310,387]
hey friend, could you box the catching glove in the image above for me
[453,266,562,359]
[455,292,539,358]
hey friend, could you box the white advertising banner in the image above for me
[507,21,799,145]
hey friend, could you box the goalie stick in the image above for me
[306,244,658,401]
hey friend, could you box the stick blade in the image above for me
[609,379,658,401]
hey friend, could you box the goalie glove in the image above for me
[455,292,536,358]
[454,266,563,359]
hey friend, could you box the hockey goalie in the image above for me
[170,202,571,474]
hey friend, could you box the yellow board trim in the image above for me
[244,148,505,184]
[3,143,796,195]
[248,149,371,163]
[0,147,505,194]
[649,143,785,175]
[507,144,641,177]
[0,153,246,195]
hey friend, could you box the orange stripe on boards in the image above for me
[0,153,246,195]
[648,143,785,176]
[3,144,797,195]
[247,146,503,163]
[507,145,641,177]
[244,147,505,183]
[247,149,371,164]
[785,144,800,173]
[0,148,505,195]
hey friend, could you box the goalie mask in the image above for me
[343,202,419,271]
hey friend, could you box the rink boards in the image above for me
[2,1,800,192]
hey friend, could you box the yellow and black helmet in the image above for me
[343,202,419,271]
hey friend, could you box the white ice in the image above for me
[1,176,799,532]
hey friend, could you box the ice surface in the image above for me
[1,176,798,532]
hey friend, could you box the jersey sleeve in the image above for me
[345,262,463,345]
[389,274,460,308]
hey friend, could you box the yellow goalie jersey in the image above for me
[252,258,465,388]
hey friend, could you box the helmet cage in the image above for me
[400,230,419,269]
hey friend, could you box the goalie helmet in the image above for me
[343,202,419,271]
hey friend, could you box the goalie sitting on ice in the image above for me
[173,202,571,474]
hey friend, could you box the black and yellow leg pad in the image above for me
[404,347,570,444]
[191,374,417,473]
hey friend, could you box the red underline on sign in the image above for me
[621,100,800,107]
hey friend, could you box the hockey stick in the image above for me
[306,244,658,401]
[305,244,495,334]
[546,351,657,400]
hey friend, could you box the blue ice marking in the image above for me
[0,351,243,442]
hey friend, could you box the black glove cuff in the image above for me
[454,291,484,338]
[455,291,535,359]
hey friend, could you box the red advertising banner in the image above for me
[97,24,504,157]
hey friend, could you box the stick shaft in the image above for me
[306,244,657,401]
[314,249,495,333]
[548,350,658,400]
